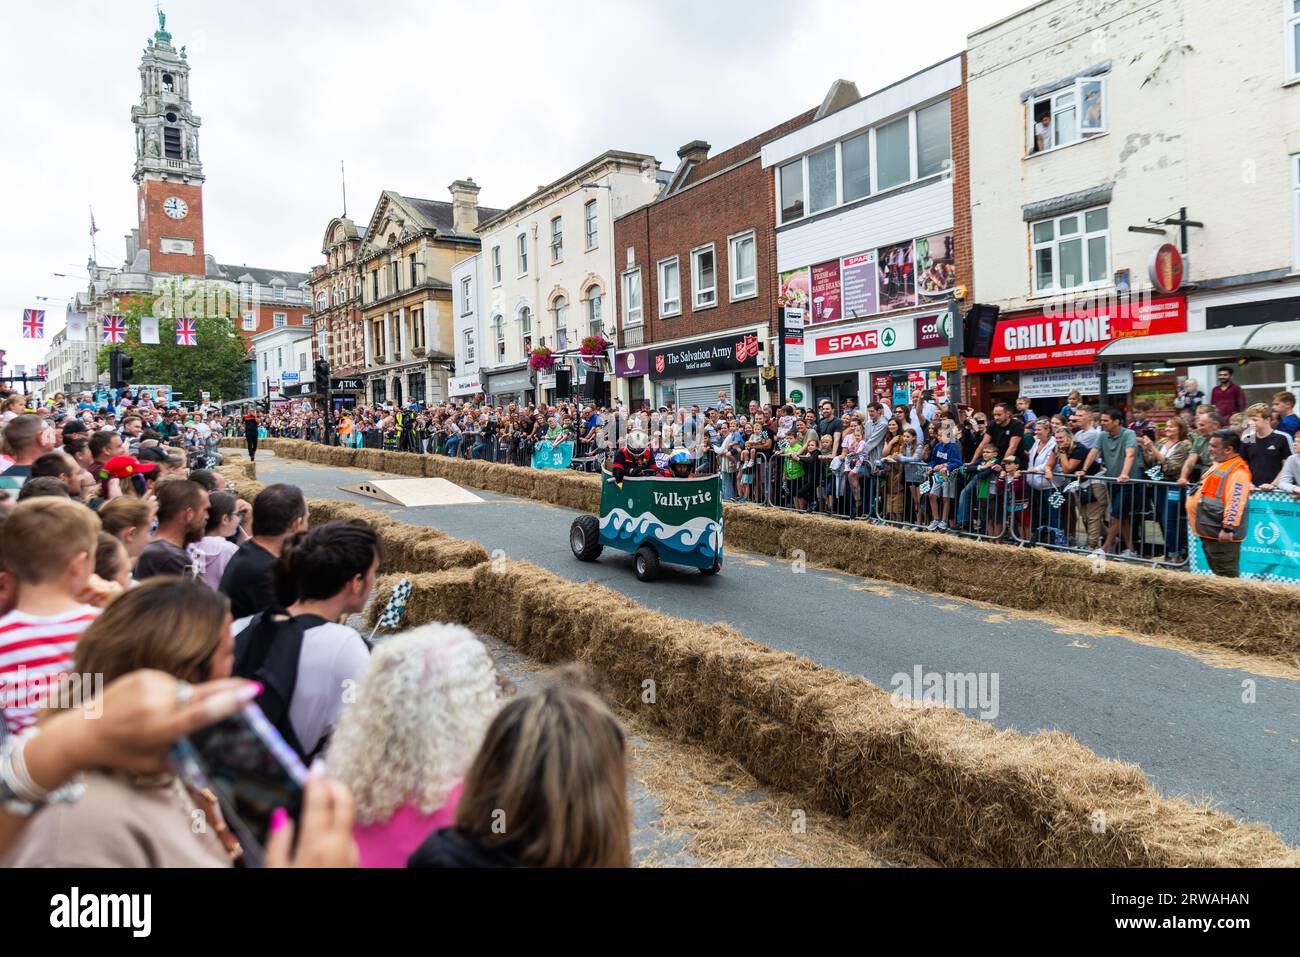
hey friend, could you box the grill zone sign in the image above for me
[966,296,1187,372]
[649,333,760,380]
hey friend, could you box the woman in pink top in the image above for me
[327,621,503,868]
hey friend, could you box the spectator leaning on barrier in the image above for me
[1188,429,1252,578]
[1272,432,1300,495]
[1243,403,1290,489]
[1097,407,1139,558]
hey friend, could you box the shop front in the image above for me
[615,349,649,410]
[1192,290,1300,407]
[796,310,952,412]
[647,329,763,413]
[483,365,532,407]
[965,295,1187,416]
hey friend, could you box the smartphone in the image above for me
[171,703,308,867]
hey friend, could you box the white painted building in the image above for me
[475,151,662,405]
[449,253,483,399]
[761,56,963,410]
[966,0,1300,412]
[250,325,314,400]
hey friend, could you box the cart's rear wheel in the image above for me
[634,544,660,582]
[570,515,603,562]
[700,560,721,576]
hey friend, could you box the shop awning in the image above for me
[1093,319,1300,365]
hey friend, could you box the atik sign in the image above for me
[649,333,761,380]
[965,296,1186,373]
[810,319,914,362]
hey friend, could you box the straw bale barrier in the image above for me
[365,563,1297,868]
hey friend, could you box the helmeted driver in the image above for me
[665,449,693,479]
[611,429,655,485]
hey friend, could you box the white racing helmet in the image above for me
[625,429,649,453]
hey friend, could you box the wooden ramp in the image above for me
[339,478,485,507]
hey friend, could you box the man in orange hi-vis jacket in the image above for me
[1187,429,1252,577]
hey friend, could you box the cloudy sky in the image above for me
[0,0,1024,374]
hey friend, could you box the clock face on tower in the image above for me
[163,196,189,220]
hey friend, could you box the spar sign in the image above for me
[966,296,1186,372]
[810,319,914,362]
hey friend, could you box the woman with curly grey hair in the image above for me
[326,622,502,868]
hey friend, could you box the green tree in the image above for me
[97,283,251,402]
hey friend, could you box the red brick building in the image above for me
[307,217,366,377]
[611,100,828,411]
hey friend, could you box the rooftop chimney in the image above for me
[677,140,711,165]
[449,179,481,234]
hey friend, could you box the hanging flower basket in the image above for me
[579,334,610,357]
[528,347,554,371]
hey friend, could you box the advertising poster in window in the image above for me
[915,232,956,298]
[840,250,879,320]
[877,241,916,311]
[809,260,842,325]
[778,267,810,310]
[871,373,892,406]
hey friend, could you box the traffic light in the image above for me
[108,349,134,389]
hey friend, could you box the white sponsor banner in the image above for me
[1018,363,1133,399]
[449,374,482,397]
[782,308,805,379]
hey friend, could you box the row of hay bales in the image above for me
[362,562,1297,868]
[221,437,1300,665]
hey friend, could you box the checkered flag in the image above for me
[1049,490,1065,509]
[367,578,412,643]
[1145,465,1163,482]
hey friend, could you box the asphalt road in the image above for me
[253,452,1300,844]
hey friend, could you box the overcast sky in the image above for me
[0,0,1024,373]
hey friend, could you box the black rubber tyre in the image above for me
[633,544,660,582]
[700,561,721,576]
[569,515,603,562]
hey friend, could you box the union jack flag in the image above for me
[102,316,126,343]
[35,364,47,379]
[22,309,44,339]
[176,318,197,346]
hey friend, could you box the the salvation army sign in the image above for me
[965,296,1186,373]
[809,319,915,362]
[649,333,761,380]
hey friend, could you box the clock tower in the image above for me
[132,9,205,276]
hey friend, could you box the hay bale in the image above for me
[365,564,1298,868]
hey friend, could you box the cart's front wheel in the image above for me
[634,544,660,582]
[570,515,603,562]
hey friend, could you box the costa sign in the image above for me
[810,320,914,361]
[965,295,1186,373]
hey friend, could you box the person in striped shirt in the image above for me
[0,497,102,735]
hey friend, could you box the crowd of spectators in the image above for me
[0,385,635,868]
